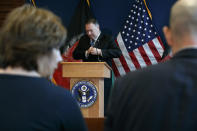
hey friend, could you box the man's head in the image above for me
[0,4,67,77]
[163,0,197,54]
[85,19,101,40]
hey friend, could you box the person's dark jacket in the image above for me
[73,33,122,67]
[105,48,197,131]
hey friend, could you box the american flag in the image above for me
[112,0,164,77]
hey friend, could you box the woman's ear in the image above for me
[37,49,62,78]
[163,26,173,47]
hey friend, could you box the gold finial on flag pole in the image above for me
[86,0,90,7]
[31,0,36,7]
[143,0,152,20]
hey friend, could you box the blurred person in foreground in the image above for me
[105,0,197,130]
[0,4,87,131]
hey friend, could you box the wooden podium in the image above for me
[61,62,111,118]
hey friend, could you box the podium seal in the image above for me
[71,80,97,108]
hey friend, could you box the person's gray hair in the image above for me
[170,0,197,40]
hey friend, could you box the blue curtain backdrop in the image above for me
[27,0,177,55]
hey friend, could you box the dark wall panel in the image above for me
[0,0,25,27]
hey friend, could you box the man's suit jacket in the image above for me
[105,48,197,131]
[72,33,121,67]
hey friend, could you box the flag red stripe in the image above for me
[138,46,152,66]
[112,60,120,77]
[157,36,165,50]
[148,40,162,62]
[115,40,119,47]
[118,55,130,73]
[129,51,141,69]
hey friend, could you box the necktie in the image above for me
[90,39,95,46]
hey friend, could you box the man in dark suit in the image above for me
[73,18,122,112]
[105,0,197,130]
[73,18,121,67]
